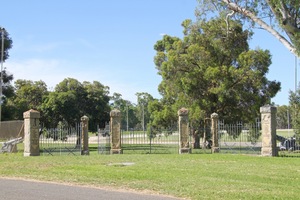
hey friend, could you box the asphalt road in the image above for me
[0,178,180,200]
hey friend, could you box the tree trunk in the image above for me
[193,129,201,149]
[222,0,298,57]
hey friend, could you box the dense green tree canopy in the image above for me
[154,17,281,123]
[41,89,80,127]
[10,79,48,119]
[41,78,110,129]
[14,80,48,109]
[197,0,300,57]
[82,81,110,130]
[148,99,177,130]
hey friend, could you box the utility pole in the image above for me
[0,28,5,123]
[295,56,298,92]
[126,104,129,132]
[142,103,145,133]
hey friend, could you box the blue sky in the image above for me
[0,0,297,105]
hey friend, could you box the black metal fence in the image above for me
[218,120,262,155]
[39,124,82,156]
[96,126,214,154]
[120,128,179,154]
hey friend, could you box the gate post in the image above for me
[110,109,122,154]
[23,109,40,156]
[81,115,89,155]
[178,108,191,154]
[211,113,219,153]
[260,105,278,156]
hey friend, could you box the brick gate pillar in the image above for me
[211,113,219,153]
[178,108,191,154]
[23,109,40,156]
[260,105,278,156]
[110,109,122,154]
[81,115,89,155]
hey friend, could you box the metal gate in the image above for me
[189,125,213,154]
[39,124,82,156]
[121,128,179,154]
[97,124,111,154]
[218,119,262,154]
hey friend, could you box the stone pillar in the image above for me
[178,108,191,154]
[211,113,219,153]
[260,105,278,156]
[81,115,89,155]
[23,109,40,156]
[110,109,122,154]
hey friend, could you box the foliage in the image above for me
[2,76,112,131]
[41,78,110,129]
[276,105,292,129]
[110,92,139,130]
[148,99,177,130]
[1,71,15,120]
[82,81,110,131]
[289,87,300,141]
[41,78,84,127]
[0,27,13,62]
[154,17,280,125]
[0,27,14,120]
[135,92,154,130]
[9,80,48,119]
[197,0,300,57]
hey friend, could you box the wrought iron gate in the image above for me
[218,119,262,154]
[39,124,82,156]
[121,128,179,154]
[97,124,111,154]
[188,123,213,154]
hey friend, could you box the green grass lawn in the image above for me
[0,152,299,200]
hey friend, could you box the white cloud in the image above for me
[6,58,68,89]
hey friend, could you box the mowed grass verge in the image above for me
[0,153,299,200]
